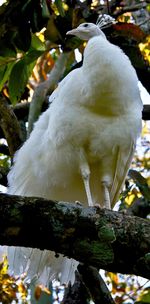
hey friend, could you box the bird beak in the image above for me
[66,28,78,36]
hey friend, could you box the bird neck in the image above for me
[88,28,106,40]
[83,35,109,69]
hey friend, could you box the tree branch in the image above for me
[142,105,150,121]
[113,2,147,17]
[0,193,149,279]
[62,271,90,304]
[12,102,30,121]
[78,265,115,304]
[0,144,10,156]
[0,167,8,187]
[127,197,150,218]
[0,95,24,156]
[103,0,122,14]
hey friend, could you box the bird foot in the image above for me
[94,203,101,209]
[75,201,83,206]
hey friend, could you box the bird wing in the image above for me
[110,141,135,208]
[48,68,80,104]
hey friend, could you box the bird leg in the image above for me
[101,181,111,209]
[79,150,94,207]
[81,165,93,207]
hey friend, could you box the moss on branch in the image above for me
[0,193,149,279]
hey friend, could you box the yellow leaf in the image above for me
[125,193,135,205]
[139,36,150,64]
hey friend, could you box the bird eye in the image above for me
[83,23,89,27]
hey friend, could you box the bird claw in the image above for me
[94,203,101,209]
[75,201,83,206]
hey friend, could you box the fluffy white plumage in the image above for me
[6,23,142,285]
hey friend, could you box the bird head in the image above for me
[66,23,106,40]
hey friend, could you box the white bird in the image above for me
[5,22,142,286]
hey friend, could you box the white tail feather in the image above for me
[6,246,77,286]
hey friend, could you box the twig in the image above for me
[102,0,122,14]
[138,16,150,27]
[106,0,110,14]
[113,2,147,17]
[0,95,24,156]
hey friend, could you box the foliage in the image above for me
[105,272,150,304]
[0,34,45,104]
[139,36,150,65]
[0,257,28,303]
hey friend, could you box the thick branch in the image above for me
[62,271,90,304]
[78,265,115,304]
[12,102,30,121]
[0,193,149,279]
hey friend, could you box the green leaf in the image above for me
[22,0,32,13]
[147,4,150,12]
[128,169,150,200]
[41,0,50,18]
[24,50,44,64]
[0,56,14,66]
[9,49,43,104]
[55,0,65,17]
[33,9,39,32]
[31,34,46,51]
[9,59,35,105]
[0,45,16,58]
[0,61,14,91]
[137,288,150,303]
[9,60,29,105]
[0,64,6,86]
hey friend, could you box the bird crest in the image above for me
[96,14,116,29]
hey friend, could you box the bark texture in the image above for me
[0,193,149,279]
